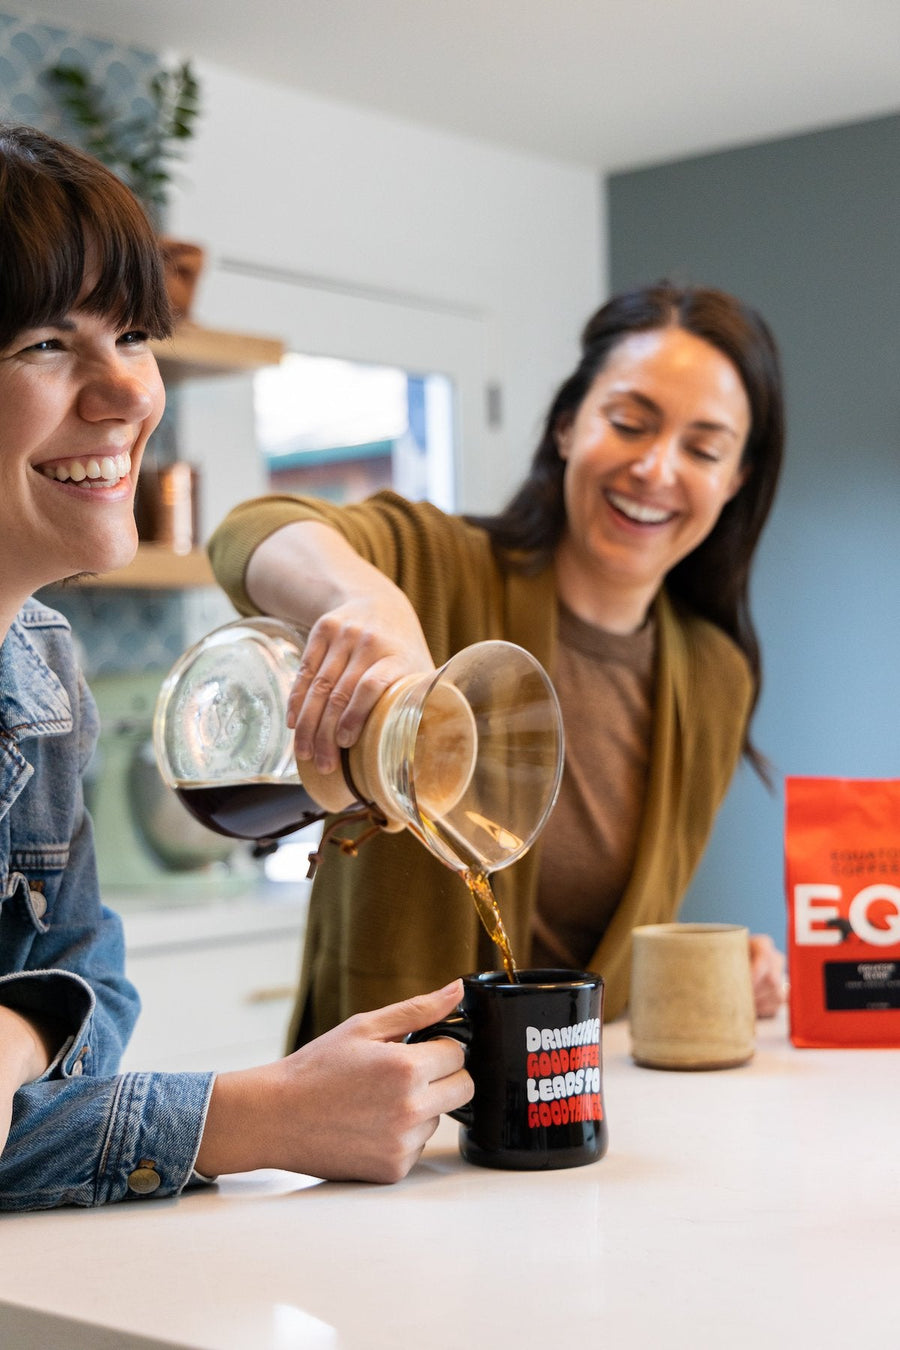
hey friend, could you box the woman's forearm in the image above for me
[245,520,402,627]
[0,1006,60,1156]
[0,1006,58,1088]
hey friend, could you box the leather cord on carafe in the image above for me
[306,749,389,879]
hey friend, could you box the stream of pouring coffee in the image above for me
[417,813,519,982]
[464,867,519,983]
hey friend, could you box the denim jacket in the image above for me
[0,600,215,1210]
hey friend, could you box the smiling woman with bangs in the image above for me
[0,124,473,1211]
[0,125,171,603]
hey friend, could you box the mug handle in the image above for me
[406,1013,474,1126]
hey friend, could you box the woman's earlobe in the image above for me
[727,464,750,502]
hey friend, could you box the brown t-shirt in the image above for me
[531,601,656,971]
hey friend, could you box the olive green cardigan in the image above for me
[208,491,753,1042]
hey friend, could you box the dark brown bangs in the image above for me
[0,125,173,349]
[75,175,173,338]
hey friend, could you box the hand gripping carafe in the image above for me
[152,616,564,879]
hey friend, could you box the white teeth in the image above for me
[607,490,672,525]
[38,451,131,486]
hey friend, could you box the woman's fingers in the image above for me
[288,627,354,767]
[285,598,436,774]
[749,933,786,1018]
[287,620,419,772]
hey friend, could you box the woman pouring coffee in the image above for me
[209,282,787,1044]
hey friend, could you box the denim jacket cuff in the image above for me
[0,968,94,1074]
[95,1071,217,1204]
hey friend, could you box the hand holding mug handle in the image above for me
[407,1015,474,1126]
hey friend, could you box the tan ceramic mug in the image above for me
[629,923,756,1070]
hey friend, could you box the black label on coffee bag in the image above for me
[824,960,900,1011]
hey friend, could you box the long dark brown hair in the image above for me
[0,123,172,349]
[466,281,785,776]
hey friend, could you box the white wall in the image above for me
[165,60,604,531]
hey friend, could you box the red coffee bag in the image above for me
[785,776,900,1047]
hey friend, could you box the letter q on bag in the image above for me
[785,777,900,1047]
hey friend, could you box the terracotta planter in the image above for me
[159,237,206,321]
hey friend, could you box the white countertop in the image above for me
[1,1012,898,1350]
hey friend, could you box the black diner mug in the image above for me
[409,969,608,1170]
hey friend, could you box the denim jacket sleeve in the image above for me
[0,604,216,1209]
[2,1060,216,1211]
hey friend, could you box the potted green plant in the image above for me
[43,59,204,319]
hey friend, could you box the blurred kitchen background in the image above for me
[1,3,898,1067]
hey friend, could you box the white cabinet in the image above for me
[118,883,308,1073]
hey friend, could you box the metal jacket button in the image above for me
[127,1162,162,1195]
[69,1045,89,1076]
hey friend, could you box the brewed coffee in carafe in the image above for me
[153,618,564,976]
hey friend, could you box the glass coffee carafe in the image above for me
[152,617,564,879]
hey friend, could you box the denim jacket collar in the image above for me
[0,602,73,818]
[0,602,73,737]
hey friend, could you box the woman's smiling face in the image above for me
[554,325,751,632]
[0,300,164,616]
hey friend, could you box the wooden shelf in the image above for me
[73,544,216,590]
[150,322,285,381]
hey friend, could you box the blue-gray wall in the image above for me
[608,113,900,945]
